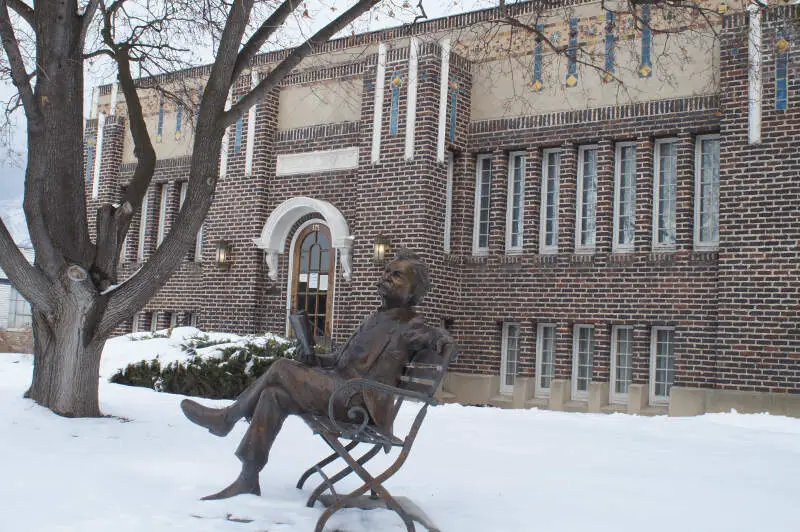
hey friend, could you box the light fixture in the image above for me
[373,234,391,263]
[215,240,232,270]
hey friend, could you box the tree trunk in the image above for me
[27,286,105,418]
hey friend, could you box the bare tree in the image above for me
[0,0,417,418]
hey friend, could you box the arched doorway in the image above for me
[290,222,334,340]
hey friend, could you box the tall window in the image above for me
[7,286,32,328]
[535,323,556,398]
[444,151,454,253]
[500,322,521,395]
[571,324,594,400]
[137,192,149,262]
[472,155,492,255]
[653,139,678,249]
[610,326,634,404]
[540,149,561,254]
[179,182,203,262]
[613,143,637,252]
[650,327,675,405]
[156,183,168,247]
[694,135,720,250]
[575,145,598,252]
[506,151,525,253]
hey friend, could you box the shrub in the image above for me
[109,336,296,399]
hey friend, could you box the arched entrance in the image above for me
[290,221,334,340]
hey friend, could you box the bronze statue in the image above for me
[181,250,449,500]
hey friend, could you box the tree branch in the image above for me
[0,217,55,314]
[80,0,101,47]
[231,0,300,82]
[223,0,381,127]
[0,0,39,131]
[6,0,33,27]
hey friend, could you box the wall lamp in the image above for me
[215,239,233,270]
[373,234,391,263]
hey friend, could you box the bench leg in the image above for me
[296,440,359,489]
[306,442,382,508]
[314,435,415,532]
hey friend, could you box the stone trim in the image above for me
[275,121,360,143]
[470,95,719,134]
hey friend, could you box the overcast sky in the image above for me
[0,1,500,204]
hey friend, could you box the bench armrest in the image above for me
[326,378,437,438]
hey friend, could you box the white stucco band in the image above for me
[253,196,354,282]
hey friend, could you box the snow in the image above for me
[2,335,800,532]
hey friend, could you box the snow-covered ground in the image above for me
[2,331,800,532]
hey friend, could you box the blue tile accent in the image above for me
[194,86,203,130]
[776,33,789,110]
[603,10,616,82]
[449,80,458,141]
[567,18,578,87]
[175,103,183,140]
[234,115,243,153]
[85,144,94,184]
[389,70,402,135]
[639,6,653,78]
[532,24,544,92]
[156,93,164,142]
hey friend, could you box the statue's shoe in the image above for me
[180,399,236,437]
[201,471,261,501]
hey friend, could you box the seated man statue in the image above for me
[180,249,450,500]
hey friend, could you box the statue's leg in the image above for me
[180,359,290,436]
[202,386,294,500]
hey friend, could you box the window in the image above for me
[535,324,556,398]
[653,139,678,249]
[694,135,720,250]
[169,312,177,328]
[575,145,598,252]
[613,142,637,252]
[472,155,492,255]
[137,192,149,261]
[149,312,158,333]
[506,151,525,253]
[179,182,203,262]
[500,322,521,395]
[444,151,454,253]
[156,183,168,247]
[571,325,594,400]
[540,149,561,254]
[610,326,634,404]
[650,327,675,405]
[7,286,32,328]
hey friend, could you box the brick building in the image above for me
[85,1,800,417]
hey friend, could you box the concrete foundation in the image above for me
[441,373,800,418]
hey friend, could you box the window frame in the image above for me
[652,138,679,251]
[609,325,634,404]
[500,322,521,395]
[539,149,561,255]
[137,191,149,262]
[613,142,637,253]
[574,145,599,253]
[571,324,594,401]
[505,151,526,254]
[444,151,454,254]
[179,181,203,262]
[693,134,720,251]
[535,323,556,399]
[472,154,493,255]
[649,326,676,406]
[156,183,168,247]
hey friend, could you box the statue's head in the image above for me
[376,249,430,308]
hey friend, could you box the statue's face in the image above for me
[376,259,415,307]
